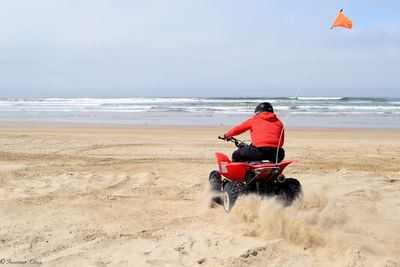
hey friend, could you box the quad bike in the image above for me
[209,136,302,212]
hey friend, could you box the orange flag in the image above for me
[332,9,353,29]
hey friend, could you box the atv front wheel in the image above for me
[223,182,245,212]
[209,170,221,191]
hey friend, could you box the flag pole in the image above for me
[275,28,332,163]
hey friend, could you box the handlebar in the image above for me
[218,136,247,148]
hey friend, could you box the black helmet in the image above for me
[255,102,274,114]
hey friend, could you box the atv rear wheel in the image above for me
[280,178,302,206]
[223,182,245,212]
[209,170,221,191]
[275,188,288,204]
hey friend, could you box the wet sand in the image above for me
[0,123,399,266]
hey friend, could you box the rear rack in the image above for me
[244,165,281,186]
[247,160,272,164]
[254,166,280,173]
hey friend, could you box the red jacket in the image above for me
[224,112,284,148]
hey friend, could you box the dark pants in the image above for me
[232,145,285,163]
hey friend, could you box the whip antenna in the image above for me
[274,7,353,163]
[275,29,332,164]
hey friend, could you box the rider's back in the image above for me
[225,112,284,148]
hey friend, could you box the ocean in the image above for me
[0,97,399,128]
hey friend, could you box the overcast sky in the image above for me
[0,0,399,98]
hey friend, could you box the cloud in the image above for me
[0,0,399,97]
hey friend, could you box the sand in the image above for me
[0,123,399,266]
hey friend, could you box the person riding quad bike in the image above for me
[219,102,285,163]
[211,102,301,211]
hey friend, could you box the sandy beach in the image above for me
[0,123,399,266]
